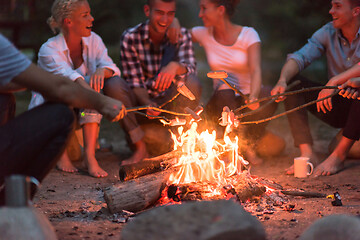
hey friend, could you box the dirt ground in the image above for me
[27,108,360,240]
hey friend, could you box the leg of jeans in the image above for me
[0,93,16,126]
[241,86,278,142]
[103,76,144,143]
[159,74,202,113]
[203,89,238,138]
[343,99,360,141]
[284,76,321,147]
[0,103,75,205]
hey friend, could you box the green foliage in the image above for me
[3,0,331,82]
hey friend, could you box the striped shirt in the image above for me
[0,34,31,86]
[120,20,196,97]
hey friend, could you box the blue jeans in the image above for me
[0,102,75,205]
[204,86,277,143]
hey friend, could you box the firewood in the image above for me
[104,170,171,213]
[119,150,181,181]
[281,190,327,198]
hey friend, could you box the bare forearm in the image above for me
[104,68,114,78]
[0,82,26,93]
[278,59,300,84]
[328,64,360,86]
[250,70,261,100]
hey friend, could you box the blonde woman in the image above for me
[29,0,136,177]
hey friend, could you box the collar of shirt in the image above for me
[335,26,360,43]
[141,20,171,46]
[55,33,90,73]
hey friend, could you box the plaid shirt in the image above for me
[120,21,196,97]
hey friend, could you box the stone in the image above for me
[141,123,173,156]
[0,206,57,240]
[121,200,266,240]
[299,214,360,240]
[256,129,286,157]
[329,130,360,158]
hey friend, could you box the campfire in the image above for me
[104,111,290,216]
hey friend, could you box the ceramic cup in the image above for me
[294,157,313,178]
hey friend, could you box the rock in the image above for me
[121,200,266,240]
[299,214,360,240]
[141,123,173,156]
[256,130,286,157]
[329,130,360,158]
[0,206,57,240]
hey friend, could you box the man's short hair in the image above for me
[147,0,176,7]
[349,0,360,8]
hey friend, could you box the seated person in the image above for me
[119,0,202,164]
[29,0,142,177]
[271,0,360,176]
[173,0,277,164]
[0,33,125,205]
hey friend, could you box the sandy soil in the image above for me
[28,111,360,240]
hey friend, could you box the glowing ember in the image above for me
[168,122,247,186]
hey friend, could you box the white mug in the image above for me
[294,157,313,178]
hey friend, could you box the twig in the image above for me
[234,84,339,114]
[159,92,181,108]
[219,77,248,99]
[238,90,339,125]
[281,190,327,198]
[127,106,190,117]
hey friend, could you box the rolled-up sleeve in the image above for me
[120,32,146,88]
[38,45,83,81]
[287,27,326,72]
[93,35,120,76]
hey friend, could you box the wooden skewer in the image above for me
[238,90,340,125]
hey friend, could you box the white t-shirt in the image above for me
[192,26,260,95]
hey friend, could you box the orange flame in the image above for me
[168,122,246,186]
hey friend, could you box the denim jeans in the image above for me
[0,102,75,205]
[285,75,360,147]
[204,86,277,143]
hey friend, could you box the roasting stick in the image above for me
[234,84,340,114]
[207,70,248,100]
[238,90,340,125]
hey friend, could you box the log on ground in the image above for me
[104,170,171,213]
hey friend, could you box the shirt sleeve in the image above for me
[287,25,327,72]
[92,34,120,76]
[191,26,207,46]
[175,28,197,79]
[0,34,31,86]
[120,31,146,88]
[244,27,261,48]
[37,44,83,82]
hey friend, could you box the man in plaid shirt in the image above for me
[119,0,202,165]
[120,0,201,113]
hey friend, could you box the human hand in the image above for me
[90,68,105,92]
[316,89,335,113]
[167,18,182,44]
[154,62,177,92]
[271,80,287,102]
[339,78,360,100]
[146,102,161,118]
[246,97,260,110]
[100,97,126,122]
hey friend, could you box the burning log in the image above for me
[104,170,171,213]
[230,174,266,202]
[119,150,182,181]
